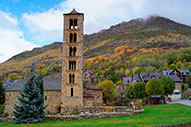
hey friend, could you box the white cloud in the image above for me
[21,0,191,42]
[21,0,147,42]
[0,11,37,63]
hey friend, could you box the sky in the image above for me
[0,0,191,63]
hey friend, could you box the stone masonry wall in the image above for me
[84,89,103,106]
[4,91,19,116]
[44,91,61,114]
[4,90,62,116]
[0,110,144,123]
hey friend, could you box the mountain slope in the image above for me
[1,16,191,80]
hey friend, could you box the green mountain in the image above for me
[1,16,191,80]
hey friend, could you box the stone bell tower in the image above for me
[61,9,84,113]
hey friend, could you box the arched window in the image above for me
[69,61,76,70]
[69,19,73,29]
[73,47,77,56]
[71,88,73,96]
[69,47,77,56]
[74,33,77,43]
[69,33,73,43]
[69,74,72,83]
[69,47,73,56]
[69,74,75,83]
[74,19,78,29]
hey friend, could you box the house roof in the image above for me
[163,69,191,76]
[151,95,162,98]
[162,70,173,75]
[122,77,132,85]
[133,74,142,82]
[3,80,15,88]
[178,69,190,75]
[64,9,83,15]
[6,76,101,91]
[83,82,102,90]
[164,75,182,82]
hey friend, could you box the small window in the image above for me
[69,33,73,43]
[44,95,47,101]
[69,19,73,29]
[71,88,73,97]
[74,19,78,29]
[74,33,77,43]
[69,74,75,83]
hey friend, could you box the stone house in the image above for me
[122,72,161,90]
[83,70,98,85]
[163,69,191,83]
[4,76,102,115]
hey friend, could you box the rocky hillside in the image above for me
[1,16,191,80]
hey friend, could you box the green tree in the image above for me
[176,61,183,69]
[0,78,5,105]
[186,75,191,88]
[159,76,175,95]
[133,67,143,74]
[146,80,164,97]
[133,82,146,99]
[97,80,115,103]
[125,85,134,98]
[13,63,47,124]
[169,64,176,70]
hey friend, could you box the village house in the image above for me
[123,70,191,92]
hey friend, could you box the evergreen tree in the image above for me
[0,78,5,105]
[13,62,47,124]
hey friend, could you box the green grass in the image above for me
[1,104,191,127]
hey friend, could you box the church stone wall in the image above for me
[84,89,103,106]
[4,91,19,116]
[4,90,62,115]
[44,91,61,114]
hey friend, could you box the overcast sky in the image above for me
[0,0,191,63]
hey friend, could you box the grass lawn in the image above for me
[1,104,191,127]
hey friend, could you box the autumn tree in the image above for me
[125,69,131,77]
[97,80,115,103]
[164,60,169,69]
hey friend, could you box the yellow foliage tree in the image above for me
[125,69,131,77]
[164,60,168,69]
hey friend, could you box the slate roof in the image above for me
[178,69,190,75]
[3,80,15,88]
[133,74,142,82]
[83,82,102,90]
[164,75,182,82]
[122,77,132,85]
[6,76,101,91]
[140,72,161,81]
[151,95,162,98]
[162,70,173,75]
[163,69,191,76]
[64,9,83,15]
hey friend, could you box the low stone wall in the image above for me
[82,106,130,113]
[45,110,144,121]
[0,110,144,123]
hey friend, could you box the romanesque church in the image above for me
[4,9,103,115]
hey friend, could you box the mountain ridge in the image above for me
[1,15,191,80]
